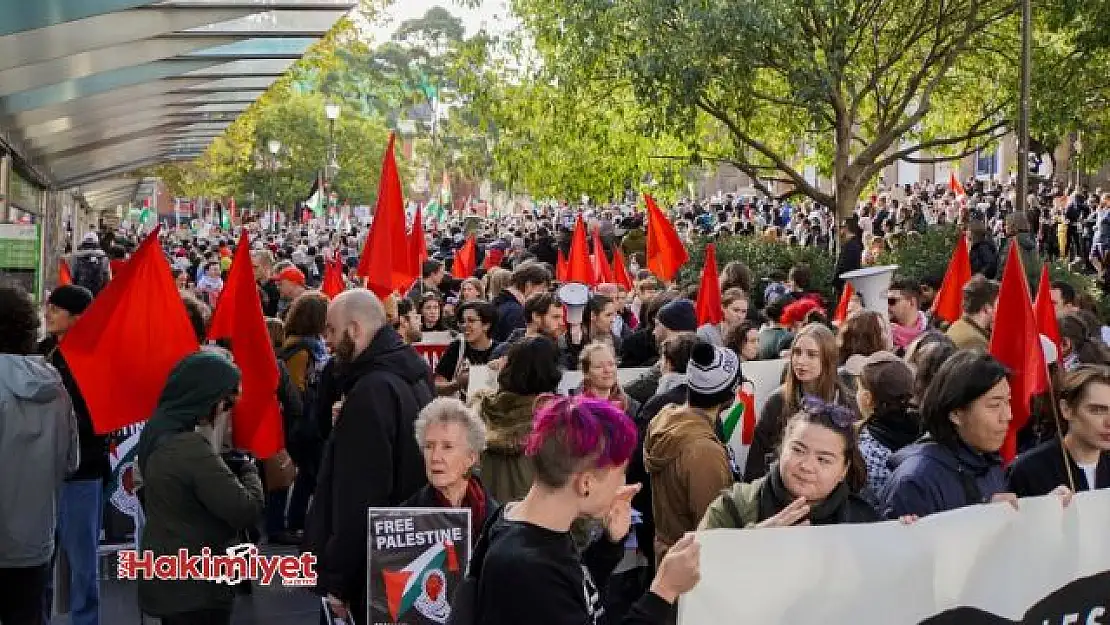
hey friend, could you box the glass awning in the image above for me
[0,0,355,209]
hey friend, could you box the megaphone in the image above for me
[839,265,898,320]
[557,282,590,325]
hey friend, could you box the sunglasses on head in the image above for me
[801,395,855,430]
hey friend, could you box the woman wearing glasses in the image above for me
[700,397,879,529]
[135,351,264,625]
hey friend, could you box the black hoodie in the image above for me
[304,326,433,611]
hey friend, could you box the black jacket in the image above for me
[619,327,659,368]
[833,236,863,293]
[492,289,525,343]
[37,336,108,481]
[969,239,999,279]
[304,326,433,609]
[1007,438,1110,497]
[402,481,500,531]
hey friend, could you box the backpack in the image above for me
[72,252,108,295]
[278,341,328,456]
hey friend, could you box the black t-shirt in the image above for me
[434,339,499,380]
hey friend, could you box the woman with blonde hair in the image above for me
[484,268,512,301]
[576,342,640,419]
[744,323,859,481]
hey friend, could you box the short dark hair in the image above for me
[661,333,700,374]
[0,283,40,354]
[788,264,811,291]
[422,259,444,279]
[285,291,329,338]
[1051,281,1076,305]
[524,292,558,325]
[511,263,551,290]
[397,297,415,318]
[962,275,1000,315]
[907,338,958,404]
[920,351,1009,447]
[180,292,211,344]
[890,278,922,303]
[458,299,497,329]
[498,336,563,395]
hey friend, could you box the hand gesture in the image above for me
[1050,484,1074,508]
[651,532,701,603]
[990,491,1020,510]
[754,497,810,529]
[604,483,641,543]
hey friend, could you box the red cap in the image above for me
[277,267,305,287]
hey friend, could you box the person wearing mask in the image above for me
[490,292,565,361]
[492,263,552,343]
[887,279,928,354]
[696,288,750,347]
[406,259,447,303]
[473,336,564,503]
[852,352,920,508]
[1009,365,1110,495]
[880,351,1017,518]
[275,266,307,319]
[576,342,640,419]
[701,397,879,528]
[0,284,79,625]
[464,395,702,625]
[625,298,697,405]
[37,285,106,625]
[136,351,264,625]
[306,289,434,624]
[945,276,999,352]
[644,343,739,565]
[435,300,500,398]
[746,323,858,481]
[402,398,498,529]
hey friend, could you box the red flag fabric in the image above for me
[566,216,596,285]
[556,249,568,282]
[644,194,688,283]
[321,259,346,300]
[695,243,723,326]
[931,234,972,324]
[989,243,1049,463]
[833,282,855,324]
[60,226,199,434]
[207,231,284,458]
[453,236,477,279]
[483,248,504,270]
[409,206,428,279]
[612,247,634,291]
[949,172,967,198]
[1034,264,1061,354]
[59,259,73,286]
[358,133,417,298]
[591,226,614,284]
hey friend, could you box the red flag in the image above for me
[60,226,199,434]
[612,247,634,291]
[483,248,504,270]
[931,233,972,324]
[591,226,614,284]
[833,282,855,324]
[358,133,417,298]
[989,243,1049,463]
[948,172,967,198]
[695,243,723,326]
[566,216,596,285]
[207,231,284,458]
[58,259,73,286]
[556,249,568,282]
[409,206,428,278]
[644,194,688,282]
[321,259,346,300]
[453,236,477,279]
[1034,264,1061,354]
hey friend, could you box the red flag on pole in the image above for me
[948,171,967,199]
[1033,264,1061,354]
[833,282,855,324]
[989,243,1049,463]
[358,133,417,299]
[591,226,614,284]
[409,206,428,278]
[644,194,688,283]
[556,249,568,282]
[566,216,596,285]
[931,233,972,324]
[58,259,73,286]
[612,247,634,291]
[207,231,284,458]
[453,235,477,279]
[695,243,723,326]
[61,226,199,434]
[321,259,346,300]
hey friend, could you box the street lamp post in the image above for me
[324,103,341,210]
[268,139,281,232]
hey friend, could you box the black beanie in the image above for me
[48,285,93,315]
[656,298,697,332]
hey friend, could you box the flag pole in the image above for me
[1044,364,1077,492]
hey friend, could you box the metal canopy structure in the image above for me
[0,0,355,211]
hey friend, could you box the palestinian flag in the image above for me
[382,540,460,621]
[107,424,144,528]
[719,384,757,473]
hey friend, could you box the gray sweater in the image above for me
[0,355,79,567]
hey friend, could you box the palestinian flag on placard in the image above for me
[382,540,460,621]
[719,384,757,472]
[106,425,144,525]
[304,177,323,217]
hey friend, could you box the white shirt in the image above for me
[1079,461,1098,490]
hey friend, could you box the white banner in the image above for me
[681,492,1110,625]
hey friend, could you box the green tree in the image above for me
[513,0,1016,216]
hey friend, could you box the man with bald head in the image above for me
[305,289,433,624]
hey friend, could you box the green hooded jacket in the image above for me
[136,352,265,617]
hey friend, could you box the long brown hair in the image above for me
[784,323,840,415]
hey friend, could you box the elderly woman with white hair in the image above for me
[402,397,499,529]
